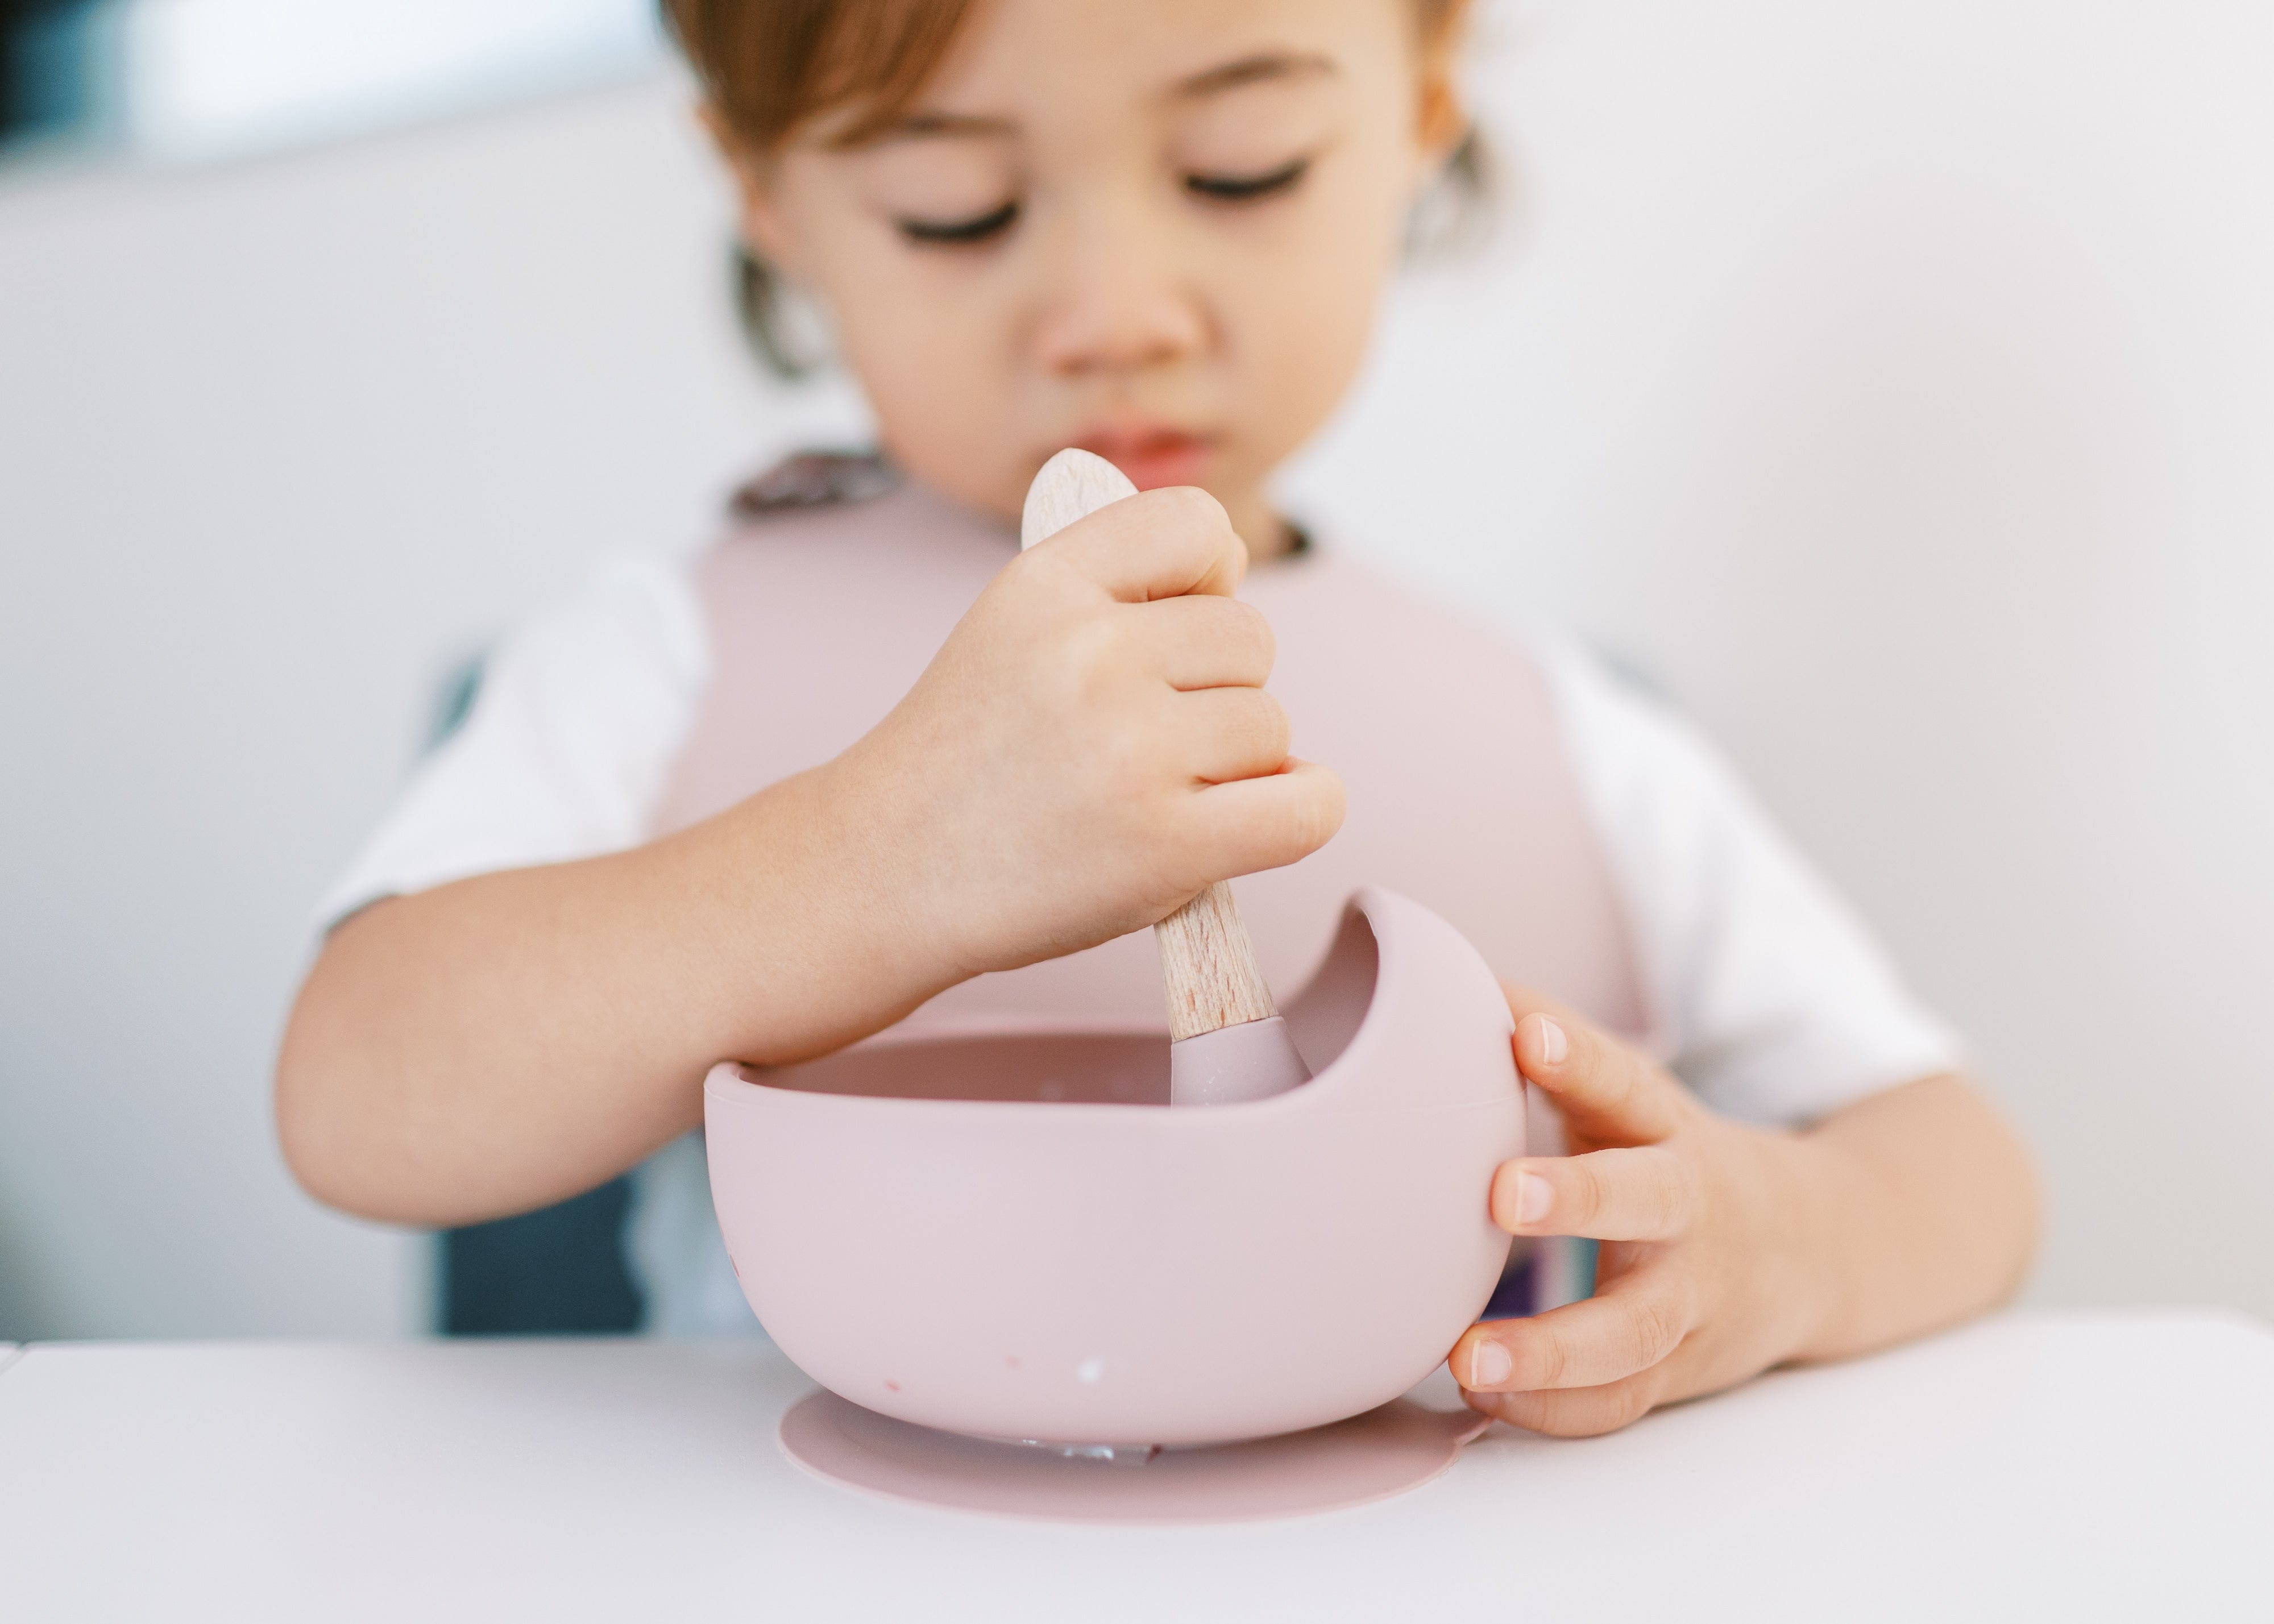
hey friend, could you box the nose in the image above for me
[1027,199,1210,380]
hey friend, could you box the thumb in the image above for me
[1022,451,1245,603]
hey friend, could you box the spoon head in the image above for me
[1169,1015,1311,1107]
[1022,447,1139,550]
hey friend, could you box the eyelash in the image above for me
[896,200,1020,246]
[1184,156,1311,202]
[893,156,1311,248]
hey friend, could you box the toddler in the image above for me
[279,0,2039,1436]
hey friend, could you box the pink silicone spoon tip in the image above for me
[1169,1015,1312,1107]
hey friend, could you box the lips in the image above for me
[1071,426,1214,492]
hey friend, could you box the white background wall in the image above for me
[3,0,2268,1340]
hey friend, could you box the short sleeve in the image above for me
[315,554,711,932]
[1539,639,1964,1125]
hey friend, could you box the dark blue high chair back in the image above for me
[439,1177,642,1335]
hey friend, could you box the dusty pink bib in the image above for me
[650,472,1648,1043]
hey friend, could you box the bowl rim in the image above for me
[700,887,1519,1128]
[704,886,1456,1124]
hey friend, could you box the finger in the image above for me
[1138,595,1276,691]
[1173,687,1292,784]
[1488,1146,1697,1241]
[1032,485,1246,604]
[1504,987,1686,1146]
[1182,757,1346,877]
[1464,1367,1669,1438]
[1450,1260,1695,1394]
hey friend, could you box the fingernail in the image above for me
[1514,1170,1553,1227]
[1467,1340,1513,1388]
[1534,1017,1569,1065]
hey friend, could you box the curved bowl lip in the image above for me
[704,884,1437,1125]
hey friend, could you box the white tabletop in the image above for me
[3,1311,2269,1622]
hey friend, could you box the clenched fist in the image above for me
[831,483,1345,982]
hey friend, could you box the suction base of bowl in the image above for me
[778,1389,1492,1526]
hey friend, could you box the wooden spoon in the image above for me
[1020,448,1313,1106]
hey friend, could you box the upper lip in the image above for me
[1069,422,1211,456]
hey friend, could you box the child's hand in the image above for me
[830,485,1344,983]
[1450,989,1836,1436]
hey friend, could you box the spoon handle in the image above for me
[1020,449,1280,1041]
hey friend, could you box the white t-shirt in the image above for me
[321,551,1960,1334]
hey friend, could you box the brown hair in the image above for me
[661,0,1487,378]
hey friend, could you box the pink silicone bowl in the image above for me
[703,886,1522,1448]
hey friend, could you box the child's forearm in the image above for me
[276,762,956,1228]
[1787,1073,2042,1363]
[280,491,1345,1229]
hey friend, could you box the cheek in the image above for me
[1221,180,1408,463]
[1253,249,1388,409]
[821,259,1031,519]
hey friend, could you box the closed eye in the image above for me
[895,200,1019,246]
[1184,156,1310,203]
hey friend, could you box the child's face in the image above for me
[730,0,1462,547]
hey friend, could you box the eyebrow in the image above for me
[860,49,1339,147]
[1171,50,1339,100]
[867,110,1019,146]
